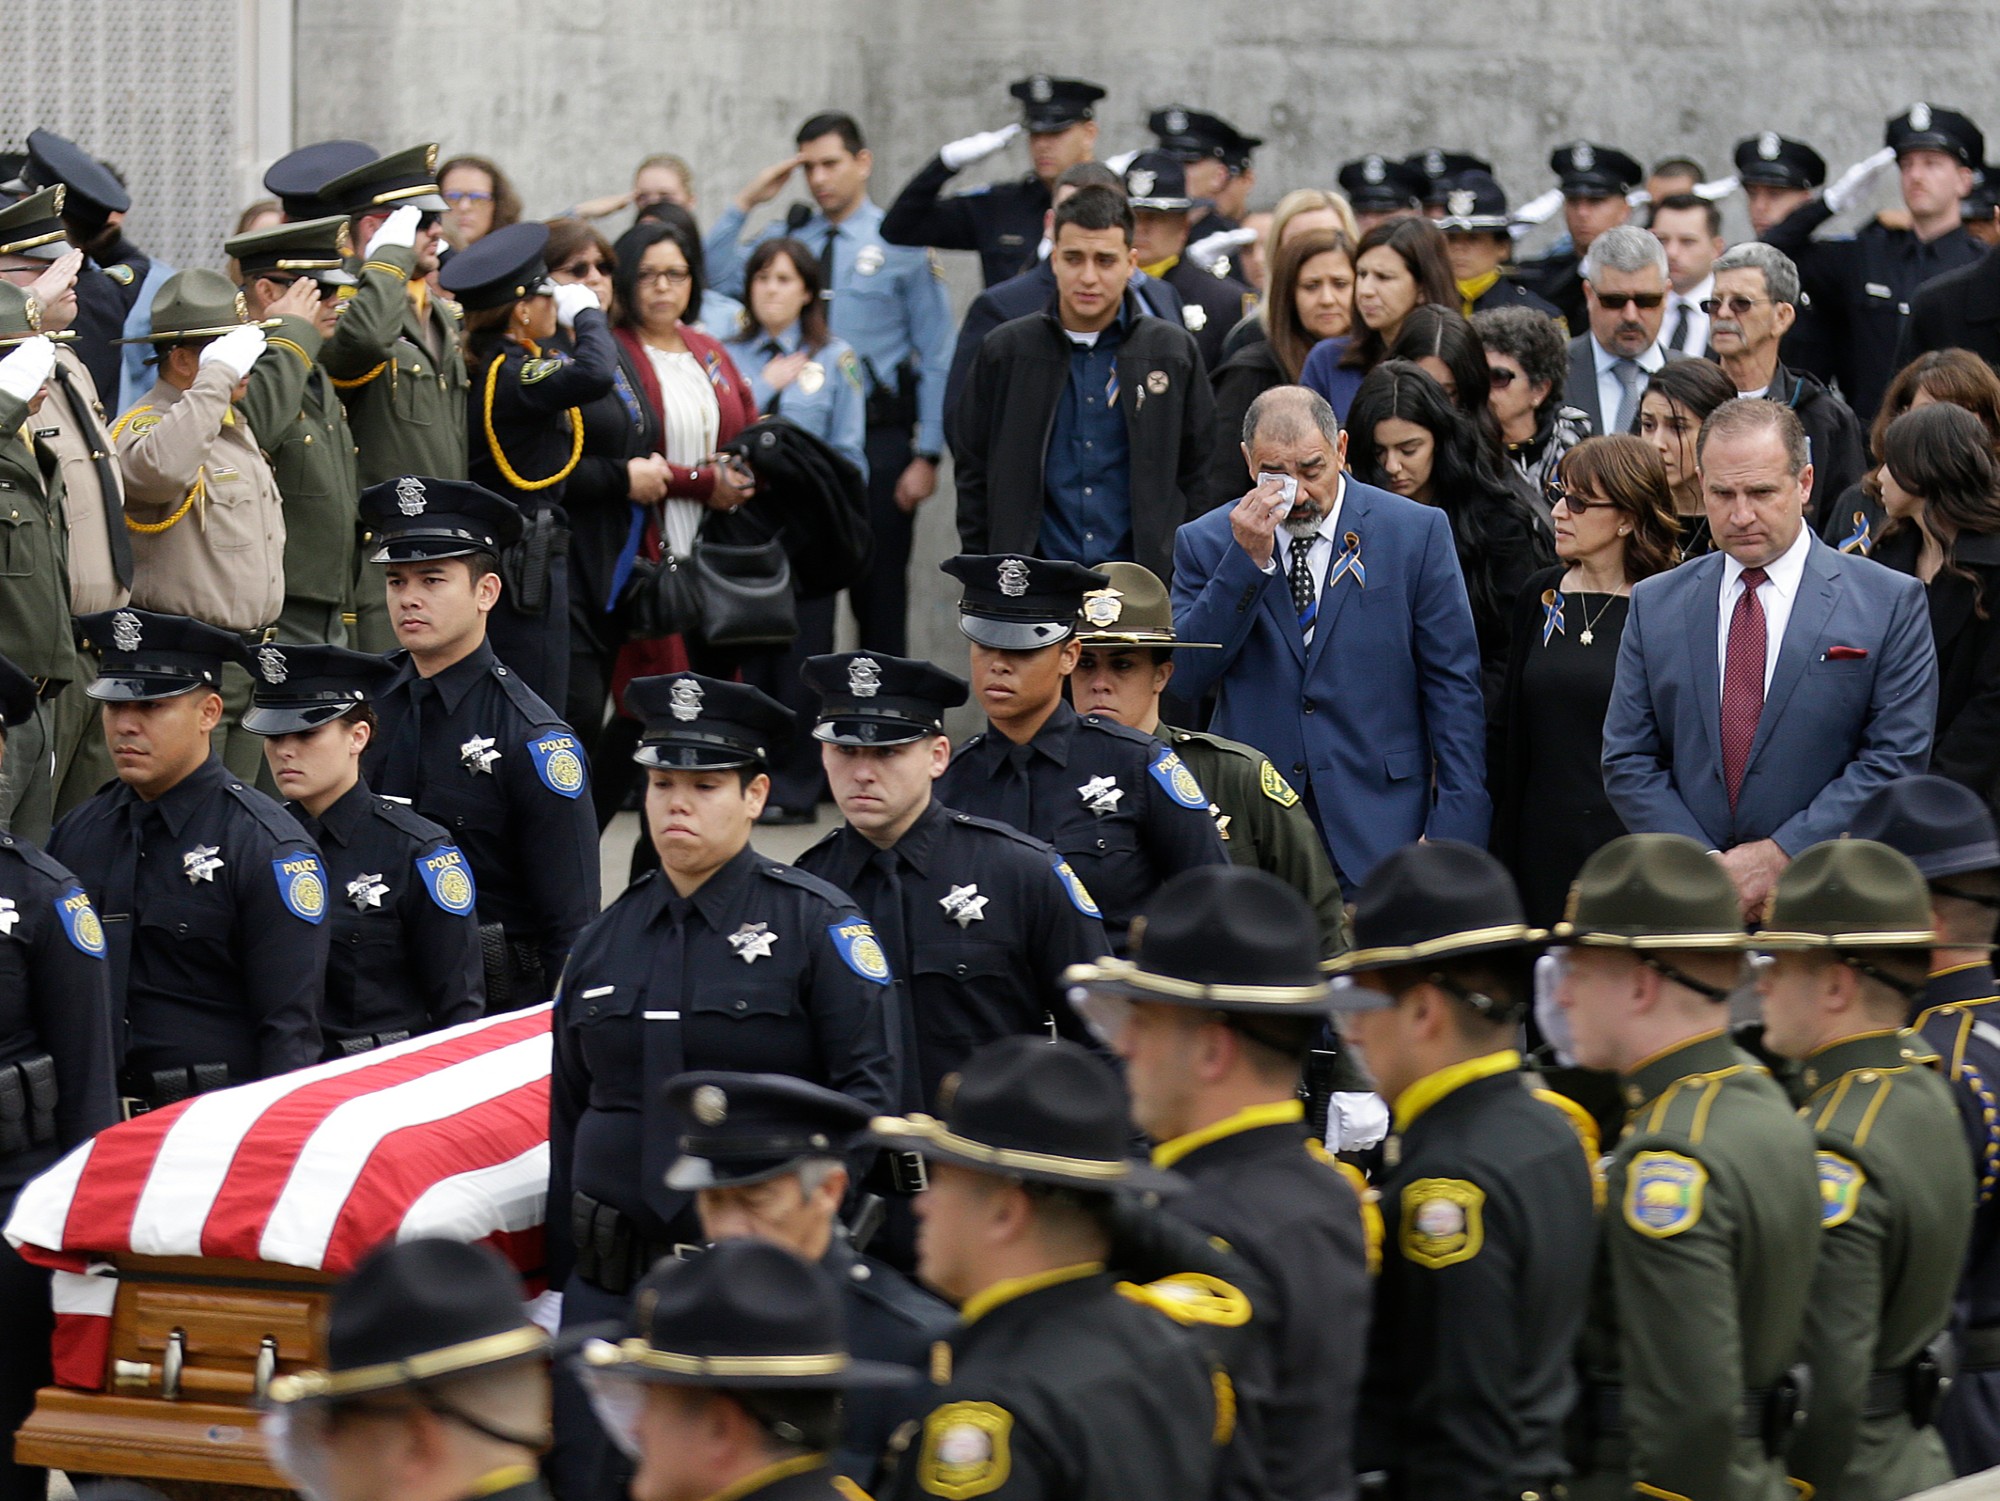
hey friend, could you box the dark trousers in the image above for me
[550,1273,636,1501]
[739,594,836,813]
[852,425,915,655]
[0,1190,51,1501]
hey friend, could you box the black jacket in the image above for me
[553,333,652,655]
[1203,337,1286,510]
[950,291,1214,583]
[1755,360,1867,543]
[1875,526,2000,810]
[1898,244,2000,373]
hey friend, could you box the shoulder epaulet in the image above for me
[948,733,986,762]
[369,795,452,845]
[1804,1063,1906,1149]
[221,777,317,846]
[846,1255,955,1330]
[942,807,1058,855]
[491,663,567,729]
[1076,713,1160,750]
[760,860,856,909]
[797,825,844,862]
[1624,1062,1761,1146]
[0,835,74,891]
[1171,727,1258,764]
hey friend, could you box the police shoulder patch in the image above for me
[1622,1149,1707,1238]
[1115,1272,1253,1327]
[1050,855,1101,918]
[272,852,328,924]
[1149,747,1208,810]
[1258,760,1300,807]
[525,732,588,798]
[123,411,163,437]
[918,1400,1013,1500]
[55,887,106,958]
[828,918,892,984]
[838,350,864,391]
[1398,1177,1485,1268]
[1817,1150,1867,1229]
[519,357,563,385]
[415,844,478,915]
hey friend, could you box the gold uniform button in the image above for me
[1859,1070,1880,1083]
[303,434,313,445]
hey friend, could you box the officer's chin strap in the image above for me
[1836,951,1931,1006]
[1931,881,2000,910]
[1639,955,1734,1001]
[1427,973,1525,1025]
[416,1391,554,1454]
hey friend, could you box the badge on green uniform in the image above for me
[1624,1149,1707,1237]
[1817,1151,1866,1228]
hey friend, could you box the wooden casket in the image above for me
[4,1007,554,1495]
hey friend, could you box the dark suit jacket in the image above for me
[1602,533,1938,852]
[1563,336,1691,436]
[1896,246,2000,374]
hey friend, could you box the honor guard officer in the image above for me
[5,137,125,403]
[795,650,1111,1114]
[50,609,329,1108]
[1120,152,1255,372]
[0,650,115,1501]
[1764,104,1987,422]
[1149,107,1262,238]
[1068,865,1372,1501]
[1406,149,1493,217]
[882,75,1105,288]
[1437,172,1567,322]
[1323,842,1597,1501]
[243,644,484,1059]
[357,477,599,1009]
[0,286,89,844]
[1551,834,1821,1501]
[936,554,1226,955]
[227,215,363,652]
[1338,155,1427,236]
[1734,134,1833,383]
[1852,776,2000,1474]
[571,1239,914,1501]
[545,671,897,1501]
[263,140,378,222]
[1519,143,1644,331]
[264,1239,554,1501]
[1754,839,1972,1501]
[662,1072,953,1484]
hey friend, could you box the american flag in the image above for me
[3,1006,553,1389]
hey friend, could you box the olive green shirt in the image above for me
[0,388,83,683]
[236,314,358,607]
[318,243,467,488]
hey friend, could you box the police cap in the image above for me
[1551,141,1642,198]
[0,651,40,730]
[1327,840,1544,1003]
[264,140,379,221]
[22,128,130,221]
[0,281,75,349]
[1007,76,1104,134]
[225,215,358,290]
[801,651,968,747]
[1757,839,1936,950]
[942,554,1107,650]
[1887,103,1984,168]
[1337,155,1425,213]
[241,643,398,737]
[436,222,553,312]
[1073,561,1217,648]
[78,609,245,702]
[1435,170,1512,234]
[1149,107,1261,171]
[320,143,448,218]
[1122,151,1194,213]
[1849,774,2000,882]
[1733,132,1827,191]
[0,186,70,262]
[113,268,278,347]
[360,476,524,563]
[1405,149,1493,207]
[663,1071,874,1190]
[627,672,794,771]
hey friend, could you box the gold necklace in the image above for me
[1575,588,1624,646]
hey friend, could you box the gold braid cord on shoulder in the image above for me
[108,407,204,534]
[482,341,581,492]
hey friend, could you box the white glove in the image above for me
[1694,174,1741,202]
[1325,1091,1391,1152]
[940,123,1021,172]
[524,1289,564,1337]
[1187,225,1258,271]
[200,324,268,381]
[552,282,600,329]
[1104,149,1138,177]
[1625,187,1652,210]
[0,336,55,403]
[365,204,422,256]
[1533,952,1576,1067]
[1825,146,1899,214]
[1512,186,1565,227]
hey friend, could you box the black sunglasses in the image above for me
[1488,366,1520,389]
[1544,480,1620,512]
[1700,294,1771,317]
[1593,291,1665,311]
[558,259,614,278]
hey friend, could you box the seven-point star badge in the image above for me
[183,845,223,883]
[940,884,988,929]
[728,922,778,963]
[347,873,389,910]
[1078,776,1123,815]
[461,735,500,774]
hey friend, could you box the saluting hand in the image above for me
[1229,473,1290,571]
[735,156,804,215]
[270,276,323,323]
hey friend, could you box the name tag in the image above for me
[580,985,614,999]
[643,1010,681,1021]
[1864,282,1893,299]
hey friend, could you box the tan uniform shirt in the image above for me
[114,367,285,631]
[34,345,130,613]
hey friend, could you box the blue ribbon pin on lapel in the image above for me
[1541,587,1565,646]
[1328,531,1365,588]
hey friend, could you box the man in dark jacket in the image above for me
[951,186,1213,585]
[1897,205,2000,373]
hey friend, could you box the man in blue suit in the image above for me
[1171,386,1489,891]
[1603,398,1937,917]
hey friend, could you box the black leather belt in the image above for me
[118,1062,229,1118]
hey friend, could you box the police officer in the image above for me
[546,671,897,1501]
[936,554,1226,955]
[1437,171,1566,322]
[264,140,378,222]
[227,214,363,653]
[881,74,1104,288]
[1551,833,1821,1501]
[242,643,484,1058]
[313,146,464,653]
[110,268,287,782]
[50,609,329,1107]
[1848,773,2000,1477]
[0,650,115,1501]
[1068,865,1370,1501]
[570,1239,912,1501]
[1120,152,1254,372]
[1322,842,1596,1501]
[1519,143,1644,331]
[264,1238,553,1501]
[1150,107,1262,239]
[662,1071,953,1483]
[0,286,88,843]
[1337,154,1427,236]
[1406,149,1493,217]
[5,138,123,403]
[866,1036,1230,1501]
[1753,838,1971,1499]
[357,477,600,1009]
[1764,104,1987,422]
[707,111,954,656]
[1733,133,1833,383]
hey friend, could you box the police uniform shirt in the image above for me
[36,345,131,614]
[936,699,1226,953]
[718,323,869,474]
[822,1230,955,1484]
[880,155,1049,288]
[291,777,485,1058]
[49,756,329,1087]
[795,798,1111,1111]
[1357,1053,1598,1500]
[1157,255,1255,373]
[544,845,899,1286]
[360,641,600,989]
[466,309,618,516]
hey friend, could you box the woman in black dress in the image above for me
[1835,350,2000,562]
[1490,434,1681,924]
[1636,357,1736,559]
[1873,403,2000,811]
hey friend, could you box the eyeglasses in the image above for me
[636,267,693,288]
[1592,291,1665,311]
[558,259,614,278]
[443,190,493,206]
[1488,366,1521,389]
[1544,481,1620,513]
[1700,295,1772,316]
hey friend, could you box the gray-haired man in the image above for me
[1563,225,1679,435]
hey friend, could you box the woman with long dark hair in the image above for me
[1298,217,1455,419]
[1835,349,2000,561]
[1635,357,1739,557]
[1346,360,1553,698]
[1874,402,2000,808]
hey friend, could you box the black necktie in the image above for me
[50,360,133,587]
[995,743,1035,833]
[819,225,839,284]
[1668,301,1693,352]
[379,679,430,799]
[865,848,923,1111]
[1289,536,1317,622]
[640,895,693,1228]
[760,340,786,417]
[101,801,148,1055]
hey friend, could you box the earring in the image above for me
[1618,527,1630,535]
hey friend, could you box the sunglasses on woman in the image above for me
[1489,366,1521,389]
[1543,481,1621,513]
[559,259,614,278]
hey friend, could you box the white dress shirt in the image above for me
[1591,337,1669,434]
[1258,475,1348,645]
[1716,521,1813,696]
[1665,274,1713,355]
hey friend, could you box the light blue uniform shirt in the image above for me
[719,321,870,479]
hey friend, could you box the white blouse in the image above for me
[645,344,720,560]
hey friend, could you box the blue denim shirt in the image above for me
[719,321,870,477]
[1038,307,1132,567]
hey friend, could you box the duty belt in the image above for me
[0,1054,58,1156]
[570,1192,699,1297]
[118,1062,230,1119]
[331,1030,412,1058]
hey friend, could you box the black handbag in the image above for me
[617,548,702,640]
[691,537,796,647]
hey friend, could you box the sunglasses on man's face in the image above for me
[1700,295,1771,317]
[1593,291,1665,311]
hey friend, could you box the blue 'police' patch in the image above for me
[1051,856,1101,918]
[56,888,106,958]
[415,845,478,915]
[273,854,328,924]
[526,733,588,799]
[827,919,892,984]
[1149,747,1209,810]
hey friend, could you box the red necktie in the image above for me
[1721,566,1768,809]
